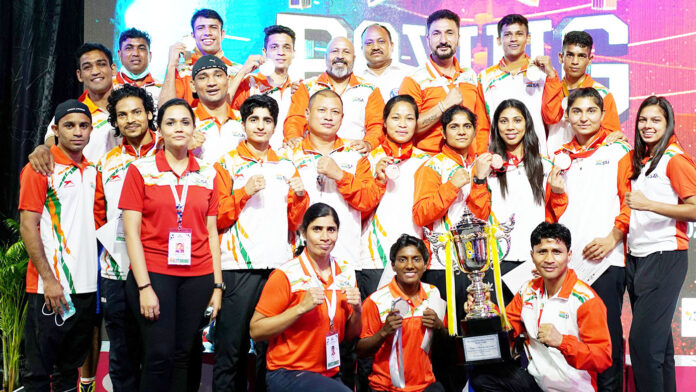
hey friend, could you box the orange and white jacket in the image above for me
[546,128,632,280]
[215,142,309,270]
[542,74,621,154]
[283,72,385,149]
[94,130,159,280]
[479,57,548,155]
[625,140,696,257]
[360,140,431,270]
[279,137,380,269]
[399,56,489,155]
[413,145,484,269]
[193,102,246,164]
[231,73,295,151]
[507,269,612,392]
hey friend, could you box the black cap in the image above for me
[54,99,92,123]
[192,55,227,78]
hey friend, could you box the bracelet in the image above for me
[138,283,152,291]
[438,102,445,113]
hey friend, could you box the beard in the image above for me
[432,44,455,60]
[327,60,352,79]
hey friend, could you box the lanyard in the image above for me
[300,254,338,329]
[169,176,190,231]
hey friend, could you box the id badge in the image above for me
[325,331,340,370]
[168,228,192,266]
[116,216,125,243]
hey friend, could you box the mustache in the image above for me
[437,44,452,49]
[332,59,348,65]
[371,49,383,54]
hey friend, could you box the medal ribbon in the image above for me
[389,328,405,388]
[300,254,338,329]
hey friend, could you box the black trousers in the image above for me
[125,272,213,392]
[627,250,687,392]
[22,292,97,392]
[101,277,141,392]
[469,361,543,392]
[213,269,270,392]
[590,265,626,392]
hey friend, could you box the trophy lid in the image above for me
[451,206,486,236]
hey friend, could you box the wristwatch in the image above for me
[472,176,487,185]
[214,282,226,291]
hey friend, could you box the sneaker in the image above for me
[79,381,95,392]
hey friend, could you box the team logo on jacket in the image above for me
[63,180,75,188]
[340,163,354,170]
[595,160,610,166]
[558,311,569,319]
[352,97,365,103]
[647,172,659,179]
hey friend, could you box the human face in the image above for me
[559,44,593,81]
[443,112,475,154]
[531,238,571,284]
[385,101,417,144]
[118,37,150,75]
[567,97,604,145]
[115,96,152,143]
[303,215,338,261]
[392,245,426,288]
[192,17,224,55]
[306,96,343,139]
[637,105,668,152]
[192,68,228,105]
[427,18,459,60]
[498,23,529,60]
[160,105,194,151]
[326,38,355,80]
[362,26,393,67]
[263,33,295,71]
[53,113,92,156]
[76,50,115,95]
[243,107,275,146]
[497,107,526,150]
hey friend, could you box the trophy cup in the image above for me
[424,206,515,365]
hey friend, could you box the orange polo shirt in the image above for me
[399,56,489,155]
[361,279,443,392]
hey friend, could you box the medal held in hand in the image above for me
[385,163,400,180]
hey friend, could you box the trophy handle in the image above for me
[494,214,516,260]
[423,227,459,272]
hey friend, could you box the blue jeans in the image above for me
[266,368,351,392]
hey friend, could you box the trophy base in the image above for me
[456,316,514,365]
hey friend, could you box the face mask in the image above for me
[120,66,150,81]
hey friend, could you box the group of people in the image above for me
[17,7,696,392]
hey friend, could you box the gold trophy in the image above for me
[424,206,515,364]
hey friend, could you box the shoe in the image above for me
[79,381,95,392]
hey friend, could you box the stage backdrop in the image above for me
[87,0,695,390]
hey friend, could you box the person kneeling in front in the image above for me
[469,222,612,392]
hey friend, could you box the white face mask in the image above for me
[120,66,150,81]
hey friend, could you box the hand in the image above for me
[28,145,54,176]
[298,286,324,314]
[290,80,302,94]
[43,278,66,315]
[375,156,394,184]
[442,87,463,109]
[532,55,557,79]
[625,190,652,211]
[283,137,303,150]
[168,42,187,67]
[531,267,541,278]
[139,286,160,321]
[209,289,222,319]
[381,311,403,336]
[474,152,493,180]
[188,130,205,151]
[343,286,362,311]
[537,323,563,348]
[547,166,566,194]
[287,176,306,197]
[582,234,618,261]
[244,174,266,196]
[240,54,265,75]
[605,130,628,144]
[349,139,372,154]
[317,156,344,181]
[448,168,470,189]
[421,308,444,330]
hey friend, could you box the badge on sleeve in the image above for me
[168,228,192,266]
